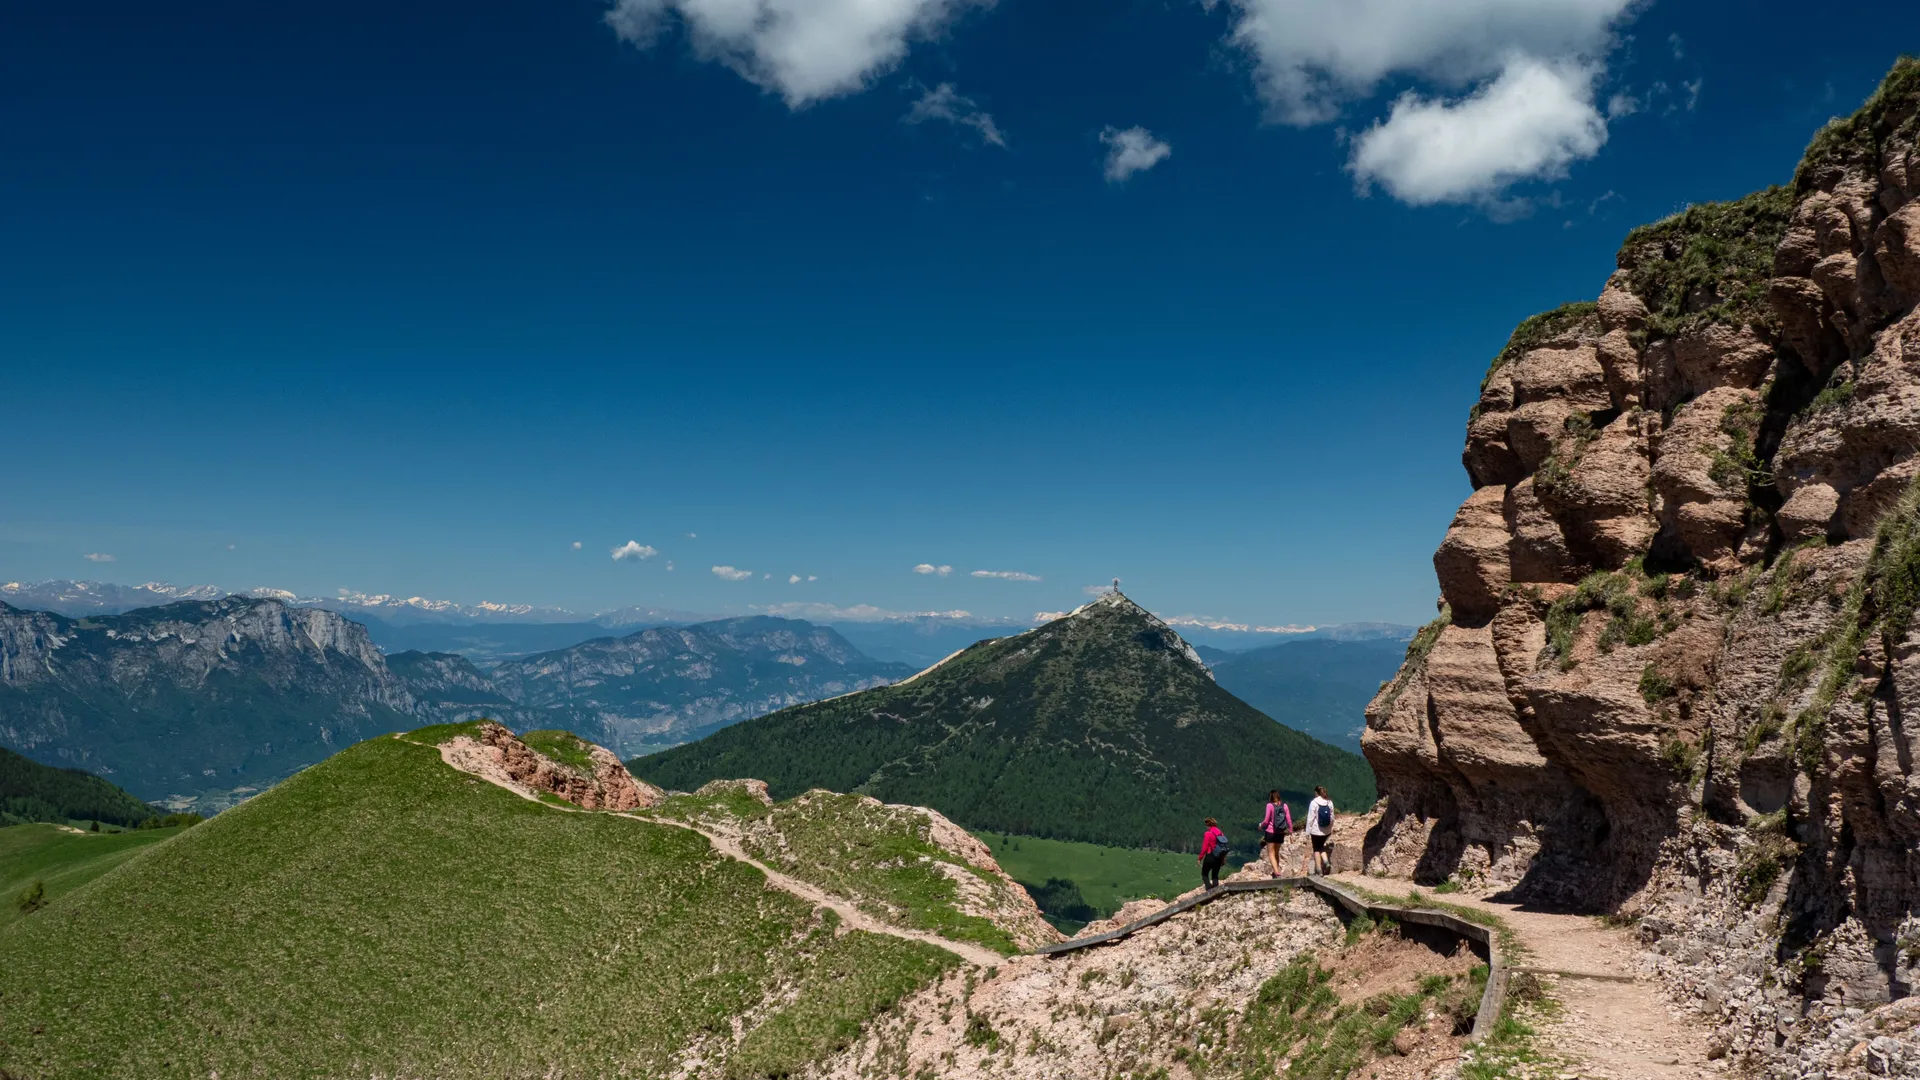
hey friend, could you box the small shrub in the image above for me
[1735,834,1797,906]
[963,1012,1000,1050]
[1659,735,1699,778]
[1639,664,1677,705]
[1803,380,1856,415]
[16,880,46,915]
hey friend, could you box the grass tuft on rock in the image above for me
[1794,56,1920,194]
[1618,186,1796,339]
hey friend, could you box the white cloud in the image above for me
[667,561,676,571]
[970,569,1041,582]
[905,82,1005,146]
[685,532,698,539]
[1605,91,1638,119]
[913,563,953,576]
[605,0,987,108]
[1682,78,1702,111]
[1222,0,1634,124]
[1099,126,1171,182]
[83,552,115,563]
[1163,615,1317,634]
[1348,58,1608,207]
[571,541,583,550]
[712,565,753,581]
[226,544,236,551]
[1220,0,1637,206]
[611,541,659,562]
[1667,32,1684,60]
[808,575,818,581]
[760,601,980,622]
[789,574,803,584]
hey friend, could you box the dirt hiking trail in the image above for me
[1335,875,1722,1080]
[405,735,1008,968]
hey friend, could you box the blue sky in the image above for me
[3,0,1915,627]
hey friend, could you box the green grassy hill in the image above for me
[633,592,1376,852]
[0,734,955,1079]
[1,746,158,827]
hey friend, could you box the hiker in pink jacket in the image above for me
[1260,790,1293,877]
[1198,818,1227,889]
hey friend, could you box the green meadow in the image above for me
[975,830,1203,919]
[0,823,185,930]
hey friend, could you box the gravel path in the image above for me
[1336,877,1725,1079]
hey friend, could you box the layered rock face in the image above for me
[1365,60,1920,1058]
[0,596,420,798]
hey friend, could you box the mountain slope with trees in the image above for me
[0,747,157,827]
[633,592,1376,851]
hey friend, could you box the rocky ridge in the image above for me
[1362,59,1920,1074]
[435,721,663,811]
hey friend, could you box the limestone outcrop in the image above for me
[1363,59,1920,1071]
[440,721,664,810]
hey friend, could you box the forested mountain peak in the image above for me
[634,587,1374,850]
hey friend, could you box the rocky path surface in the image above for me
[1335,877,1722,1080]
[408,735,1007,968]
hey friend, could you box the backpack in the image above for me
[1282,803,1294,834]
[1316,802,1333,831]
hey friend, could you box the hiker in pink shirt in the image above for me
[1198,817,1227,889]
[1260,790,1293,877]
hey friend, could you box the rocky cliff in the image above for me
[0,596,419,802]
[1363,59,1920,1068]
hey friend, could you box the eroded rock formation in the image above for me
[1364,59,1920,1069]
[441,721,664,810]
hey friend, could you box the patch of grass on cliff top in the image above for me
[976,831,1196,916]
[403,718,488,744]
[1618,185,1795,338]
[0,823,184,930]
[0,736,954,1080]
[1480,301,1599,390]
[684,789,1025,955]
[1795,56,1920,194]
[521,728,598,773]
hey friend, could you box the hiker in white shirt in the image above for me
[1305,786,1335,876]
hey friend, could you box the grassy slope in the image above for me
[974,830,1200,915]
[654,789,1025,955]
[634,599,1376,852]
[0,736,954,1079]
[0,824,183,929]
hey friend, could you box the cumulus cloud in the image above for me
[913,563,953,576]
[1348,58,1608,207]
[970,569,1041,582]
[1100,126,1171,182]
[1219,0,1639,206]
[605,0,987,108]
[789,574,803,584]
[571,541,583,550]
[905,82,1005,146]
[83,552,115,563]
[712,565,753,581]
[611,541,659,561]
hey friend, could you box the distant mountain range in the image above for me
[1204,637,1412,753]
[421,617,914,755]
[634,592,1376,851]
[0,596,917,808]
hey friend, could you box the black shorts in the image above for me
[1262,829,1282,845]
[1310,833,1329,853]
